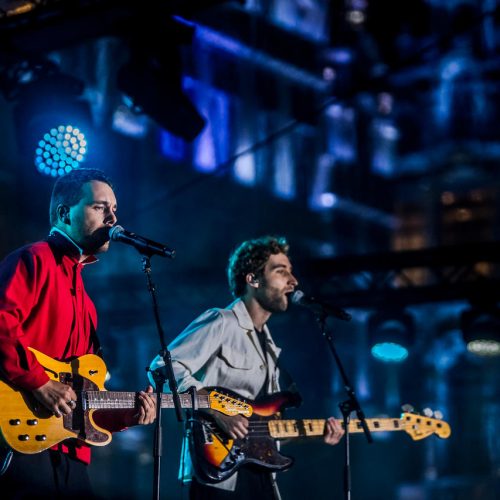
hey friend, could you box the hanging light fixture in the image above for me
[460,307,500,357]
[3,59,93,176]
[368,309,415,363]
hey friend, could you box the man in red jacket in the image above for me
[0,168,156,498]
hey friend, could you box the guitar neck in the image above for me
[268,417,406,439]
[85,391,211,410]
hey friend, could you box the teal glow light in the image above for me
[34,125,87,176]
[371,342,409,363]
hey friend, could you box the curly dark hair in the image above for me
[49,168,114,226]
[227,235,290,298]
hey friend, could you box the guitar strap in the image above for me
[265,344,299,395]
[0,446,13,476]
[255,329,270,396]
[90,319,102,357]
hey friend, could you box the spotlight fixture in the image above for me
[368,310,415,363]
[34,124,87,177]
[460,307,500,357]
[116,16,206,142]
[3,59,93,176]
[117,58,206,142]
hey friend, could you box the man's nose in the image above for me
[106,211,117,226]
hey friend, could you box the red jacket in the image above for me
[0,230,131,463]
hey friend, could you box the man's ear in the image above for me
[57,205,71,225]
[246,273,260,288]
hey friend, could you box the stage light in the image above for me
[34,125,87,177]
[117,58,206,142]
[460,307,500,357]
[9,63,93,176]
[368,310,415,363]
[116,16,206,143]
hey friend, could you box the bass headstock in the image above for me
[401,408,451,441]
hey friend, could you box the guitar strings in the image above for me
[201,420,412,439]
[202,421,326,438]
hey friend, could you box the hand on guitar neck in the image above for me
[125,385,156,426]
[323,416,344,445]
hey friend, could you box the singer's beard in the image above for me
[256,287,289,314]
[93,240,110,254]
[81,229,111,255]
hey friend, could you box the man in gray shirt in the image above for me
[151,235,344,499]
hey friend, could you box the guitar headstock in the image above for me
[208,390,253,417]
[401,411,451,440]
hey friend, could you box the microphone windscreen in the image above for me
[109,225,124,241]
[291,290,305,305]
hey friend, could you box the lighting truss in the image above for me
[303,241,500,309]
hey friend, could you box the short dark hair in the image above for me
[227,236,290,298]
[49,168,113,226]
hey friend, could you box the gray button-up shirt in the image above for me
[150,299,282,492]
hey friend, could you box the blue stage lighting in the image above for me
[371,341,409,363]
[368,311,415,364]
[34,125,88,177]
[10,64,94,176]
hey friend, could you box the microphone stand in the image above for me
[141,254,183,500]
[314,311,372,500]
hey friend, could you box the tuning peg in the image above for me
[401,404,414,413]
[422,407,433,417]
[433,410,443,420]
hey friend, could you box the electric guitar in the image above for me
[188,390,451,483]
[0,348,252,455]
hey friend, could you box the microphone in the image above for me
[291,290,351,321]
[109,225,175,259]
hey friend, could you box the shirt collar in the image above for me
[49,227,98,265]
[229,298,282,358]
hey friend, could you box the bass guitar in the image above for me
[0,348,252,454]
[188,390,451,483]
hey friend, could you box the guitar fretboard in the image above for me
[85,391,211,410]
[267,418,405,439]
